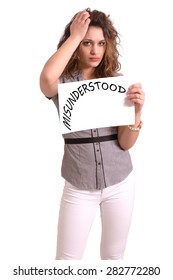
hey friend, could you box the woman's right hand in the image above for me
[40,11,91,98]
[70,11,91,41]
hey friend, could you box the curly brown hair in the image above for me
[57,8,121,79]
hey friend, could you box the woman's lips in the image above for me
[89,57,100,62]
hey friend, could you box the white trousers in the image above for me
[56,172,135,260]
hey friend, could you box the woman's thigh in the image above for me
[100,172,135,260]
[56,181,100,260]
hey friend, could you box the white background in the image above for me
[0,0,173,278]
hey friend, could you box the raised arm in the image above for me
[39,11,91,98]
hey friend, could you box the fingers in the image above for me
[126,83,145,102]
[74,11,90,23]
[70,11,91,40]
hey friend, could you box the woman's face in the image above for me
[78,26,106,70]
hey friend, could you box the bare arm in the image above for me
[39,11,91,98]
[118,83,145,150]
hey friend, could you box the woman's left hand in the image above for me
[126,83,145,114]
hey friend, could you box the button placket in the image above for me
[92,129,101,166]
[94,143,102,166]
[92,129,97,136]
[91,129,104,189]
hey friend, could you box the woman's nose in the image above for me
[90,44,98,55]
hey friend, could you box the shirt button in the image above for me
[97,149,99,152]
[98,162,101,165]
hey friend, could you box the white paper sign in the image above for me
[58,76,135,134]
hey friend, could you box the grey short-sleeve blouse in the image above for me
[51,74,133,190]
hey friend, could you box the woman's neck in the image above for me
[82,68,96,80]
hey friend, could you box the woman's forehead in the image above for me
[84,26,105,40]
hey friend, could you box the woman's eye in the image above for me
[99,41,106,46]
[82,40,106,46]
[83,41,91,46]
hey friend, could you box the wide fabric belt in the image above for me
[64,134,118,144]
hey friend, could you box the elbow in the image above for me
[117,127,138,150]
[118,138,134,151]
[40,70,52,88]
[39,70,57,98]
[119,143,131,151]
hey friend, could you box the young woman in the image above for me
[40,8,145,260]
